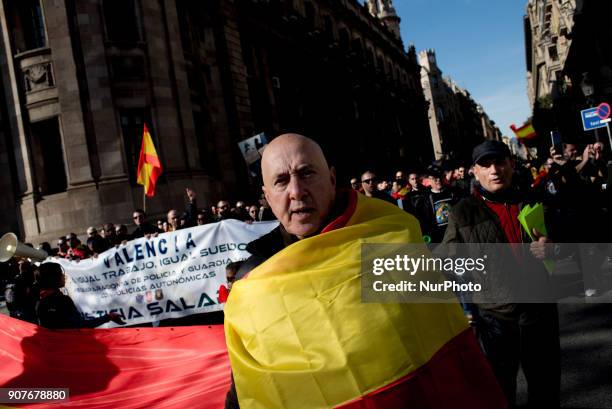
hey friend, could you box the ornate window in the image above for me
[102,0,142,43]
[7,0,47,52]
[29,117,67,195]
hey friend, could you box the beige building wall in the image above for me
[0,0,228,243]
[419,49,498,160]
[419,50,445,159]
[525,0,576,107]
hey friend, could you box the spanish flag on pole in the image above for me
[136,124,162,197]
[225,191,506,409]
[510,122,537,141]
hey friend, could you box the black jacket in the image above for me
[235,226,298,281]
[131,222,161,239]
[442,190,552,312]
[36,290,109,329]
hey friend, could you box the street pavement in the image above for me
[516,258,612,408]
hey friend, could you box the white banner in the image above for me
[51,220,278,327]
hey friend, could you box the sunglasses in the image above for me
[361,178,376,184]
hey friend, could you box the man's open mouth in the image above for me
[291,208,315,216]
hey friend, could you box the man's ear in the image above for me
[329,166,337,189]
[262,185,269,203]
[472,165,482,184]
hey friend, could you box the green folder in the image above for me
[518,203,555,273]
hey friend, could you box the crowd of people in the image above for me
[2,139,609,318]
[1,134,610,408]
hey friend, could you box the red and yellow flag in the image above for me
[0,315,230,408]
[510,122,537,141]
[136,124,162,197]
[225,191,506,409]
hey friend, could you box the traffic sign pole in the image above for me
[606,121,612,155]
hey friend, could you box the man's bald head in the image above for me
[261,134,336,239]
[262,134,329,178]
[167,209,179,231]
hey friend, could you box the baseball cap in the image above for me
[472,140,511,165]
[426,165,444,179]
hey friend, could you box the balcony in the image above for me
[14,47,58,109]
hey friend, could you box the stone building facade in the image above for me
[0,0,432,243]
[524,0,576,108]
[524,0,612,153]
[419,49,500,162]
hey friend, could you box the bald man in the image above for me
[166,209,180,231]
[224,134,504,408]
[228,134,341,285]
[225,133,341,407]
[261,133,337,237]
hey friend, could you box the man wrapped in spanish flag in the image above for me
[224,134,506,409]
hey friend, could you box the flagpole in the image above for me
[143,188,147,213]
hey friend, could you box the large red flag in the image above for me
[0,315,230,408]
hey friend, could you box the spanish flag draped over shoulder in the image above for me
[225,191,506,409]
[136,124,162,197]
[510,122,537,141]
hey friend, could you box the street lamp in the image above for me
[580,72,595,106]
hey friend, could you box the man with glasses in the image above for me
[101,223,118,246]
[56,237,69,258]
[361,170,395,204]
[131,209,160,239]
[216,200,238,221]
[65,233,89,260]
[86,226,98,239]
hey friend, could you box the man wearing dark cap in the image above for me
[442,140,560,408]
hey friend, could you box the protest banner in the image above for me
[51,220,278,327]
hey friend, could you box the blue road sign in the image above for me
[581,107,608,131]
